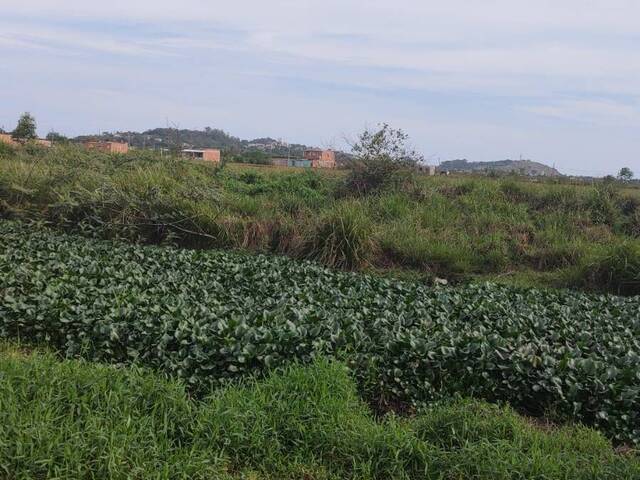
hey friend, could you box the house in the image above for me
[303,149,336,168]
[0,133,52,147]
[84,141,129,154]
[182,148,221,162]
[271,156,311,168]
[271,156,290,167]
[0,133,18,146]
[416,164,436,176]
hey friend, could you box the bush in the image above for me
[578,242,640,295]
[587,186,619,226]
[344,124,422,196]
[301,202,375,269]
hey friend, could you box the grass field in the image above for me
[2,144,640,477]
[1,144,639,294]
[2,343,638,479]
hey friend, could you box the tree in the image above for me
[46,131,68,144]
[12,112,37,141]
[345,123,423,195]
[618,167,634,182]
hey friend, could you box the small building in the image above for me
[0,133,52,147]
[84,141,129,154]
[0,133,17,146]
[304,149,336,168]
[182,148,221,163]
[270,156,312,168]
[416,164,436,176]
[271,156,290,167]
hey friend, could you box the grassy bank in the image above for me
[2,343,638,479]
[2,221,639,444]
[1,145,639,293]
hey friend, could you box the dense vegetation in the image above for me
[2,221,639,445]
[1,145,639,293]
[2,344,638,479]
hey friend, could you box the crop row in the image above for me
[1,220,639,443]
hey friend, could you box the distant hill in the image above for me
[439,159,561,177]
[73,128,313,157]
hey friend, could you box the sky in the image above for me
[1,1,639,176]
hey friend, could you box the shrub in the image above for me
[579,242,640,295]
[344,124,422,196]
[587,185,619,226]
[301,202,375,269]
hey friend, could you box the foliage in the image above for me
[345,124,423,195]
[2,345,638,479]
[11,112,37,141]
[45,130,69,143]
[578,242,640,295]
[619,167,634,182]
[2,221,640,444]
[2,146,640,292]
[301,201,375,269]
[233,149,273,165]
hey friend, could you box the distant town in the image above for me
[1,119,579,178]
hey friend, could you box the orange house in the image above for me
[304,149,336,168]
[1,133,52,147]
[84,141,129,154]
[0,133,18,146]
[182,149,221,162]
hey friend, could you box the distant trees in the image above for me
[12,112,37,141]
[345,123,423,195]
[618,167,634,182]
[46,131,68,144]
[234,150,272,165]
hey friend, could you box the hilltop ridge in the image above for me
[440,159,561,176]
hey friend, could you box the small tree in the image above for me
[12,112,38,141]
[618,167,634,182]
[345,123,423,195]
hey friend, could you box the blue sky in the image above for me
[1,1,639,176]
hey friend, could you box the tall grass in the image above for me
[2,344,638,479]
[2,145,640,293]
[301,201,375,269]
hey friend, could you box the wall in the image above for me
[84,141,129,154]
[202,149,221,162]
[0,133,18,146]
[304,149,336,169]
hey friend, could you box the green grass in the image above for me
[1,145,639,293]
[2,343,638,479]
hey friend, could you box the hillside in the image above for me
[440,159,561,176]
[73,127,313,156]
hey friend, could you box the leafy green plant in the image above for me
[2,222,640,444]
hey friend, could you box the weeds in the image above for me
[2,346,638,479]
[1,145,640,293]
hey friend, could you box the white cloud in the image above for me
[2,0,640,173]
[524,99,640,126]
